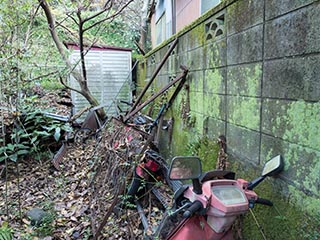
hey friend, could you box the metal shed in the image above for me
[66,43,132,118]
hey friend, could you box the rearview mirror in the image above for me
[262,155,284,177]
[248,155,284,190]
[169,156,202,180]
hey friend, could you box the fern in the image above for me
[0,222,13,240]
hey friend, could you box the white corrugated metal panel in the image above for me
[69,49,132,120]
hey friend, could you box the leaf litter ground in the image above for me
[0,91,174,239]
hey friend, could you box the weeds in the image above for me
[0,98,72,163]
[0,222,13,240]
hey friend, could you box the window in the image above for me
[156,13,167,45]
[201,0,221,14]
[156,0,166,22]
[155,0,173,45]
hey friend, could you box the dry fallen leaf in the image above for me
[22,218,31,225]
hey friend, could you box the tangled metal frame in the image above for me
[89,118,150,239]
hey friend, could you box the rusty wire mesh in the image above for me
[88,118,151,238]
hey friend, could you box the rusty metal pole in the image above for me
[126,38,179,115]
[123,66,188,122]
[165,65,188,110]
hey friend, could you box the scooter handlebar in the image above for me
[256,198,273,207]
[183,200,203,218]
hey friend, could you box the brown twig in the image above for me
[83,0,135,32]
[15,162,23,222]
[125,207,136,240]
[4,156,9,218]
[216,135,229,170]
[93,180,126,239]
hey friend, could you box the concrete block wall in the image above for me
[139,0,320,233]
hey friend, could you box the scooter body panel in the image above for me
[167,215,233,240]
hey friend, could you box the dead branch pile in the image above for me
[88,118,150,239]
[1,87,183,239]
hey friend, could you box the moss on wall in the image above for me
[230,158,320,240]
[204,68,225,94]
[228,96,260,130]
[136,59,147,91]
[189,91,204,114]
[162,87,219,171]
[203,94,222,118]
[206,40,227,68]
[168,113,220,172]
[282,101,320,150]
[137,0,320,238]
[263,100,320,150]
[227,63,262,96]
[169,115,191,155]
[189,24,207,49]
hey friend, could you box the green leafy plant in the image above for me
[40,79,64,90]
[0,143,30,162]
[0,103,72,163]
[0,222,13,240]
[35,212,55,237]
[27,202,56,237]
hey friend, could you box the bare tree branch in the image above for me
[39,0,95,105]
[38,0,75,70]
[29,70,60,82]
[55,22,78,39]
[66,12,79,26]
[59,76,85,97]
[75,8,89,85]
[0,54,16,64]
[38,0,136,119]
[23,3,41,50]
[83,0,134,32]
[82,0,113,24]
[103,0,113,9]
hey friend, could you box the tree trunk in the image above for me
[39,0,106,119]
[139,0,151,50]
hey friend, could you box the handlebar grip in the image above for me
[256,198,273,206]
[183,200,203,218]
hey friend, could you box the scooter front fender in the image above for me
[167,215,233,240]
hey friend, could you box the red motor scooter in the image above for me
[154,155,284,240]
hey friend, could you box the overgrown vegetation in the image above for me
[187,137,220,171]
[33,202,56,237]
[0,96,71,162]
[0,0,144,160]
[228,157,320,240]
[0,222,13,240]
[0,2,146,237]
[0,0,142,114]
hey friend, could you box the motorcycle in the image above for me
[153,155,284,240]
